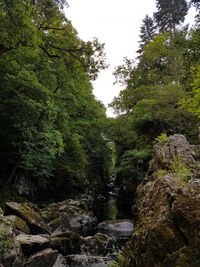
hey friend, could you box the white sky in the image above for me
[65,0,196,117]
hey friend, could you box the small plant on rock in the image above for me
[155,133,168,143]
[171,154,193,184]
[0,230,13,256]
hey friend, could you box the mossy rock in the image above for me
[5,202,50,234]
[5,215,30,234]
[161,246,200,267]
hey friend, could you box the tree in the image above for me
[0,0,111,197]
[137,15,157,56]
[154,0,188,36]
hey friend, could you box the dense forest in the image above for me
[0,0,112,200]
[108,0,200,212]
[1,0,200,267]
[0,0,200,203]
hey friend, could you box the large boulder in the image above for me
[50,231,82,255]
[97,220,133,239]
[16,234,50,256]
[81,233,115,256]
[151,134,196,171]
[24,248,58,267]
[5,202,50,234]
[41,199,97,234]
[123,135,200,267]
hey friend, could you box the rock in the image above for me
[65,254,112,267]
[152,134,196,171]
[97,220,134,239]
[51,231,83,255]
[5,215,30,234]
[123,134,200,266]
[161,246,200,267]
[53,254,67,267]
[1,240,23,267]
[0,214,23,267]
[81,233,114,256]
[16,234,50,256]
[5,202,50,234]
[24,248,58,267]
[51,231,115,258]
[41,199,97,234]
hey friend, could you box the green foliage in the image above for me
[155,133,168,143]
[137,15,157,56]
[108,254,126,267]
[171,154,193,184]
[117,149,151,181]
[108,4,200,214]
[108,261,120,267]
[0,0,111,196]
[154,0,188,35]
[181,66,200,117]
[0,230,13,256]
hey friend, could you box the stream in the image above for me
[62,184,134,267]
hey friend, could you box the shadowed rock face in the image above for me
[123,134,200,267]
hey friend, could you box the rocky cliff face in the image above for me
[123,134,200,267]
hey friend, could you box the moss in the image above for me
[107,254,126,267]
[5,202,50,233]
[0,230,13,256]
[161,246,200,267]
[14,216,29,233]
[155,169,169,178]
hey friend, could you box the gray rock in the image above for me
[97,220,133,238]
[51,231,83,255]
[81,233,114,256]
[16,234,50,256]
[152,134,196,171]
[53,254,67,267]
[24,248,58,267]
[1,241,23,267]
[42,199,97,234]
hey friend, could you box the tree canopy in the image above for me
[0,0,111,199]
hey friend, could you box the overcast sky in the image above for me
[65,0,196,116]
